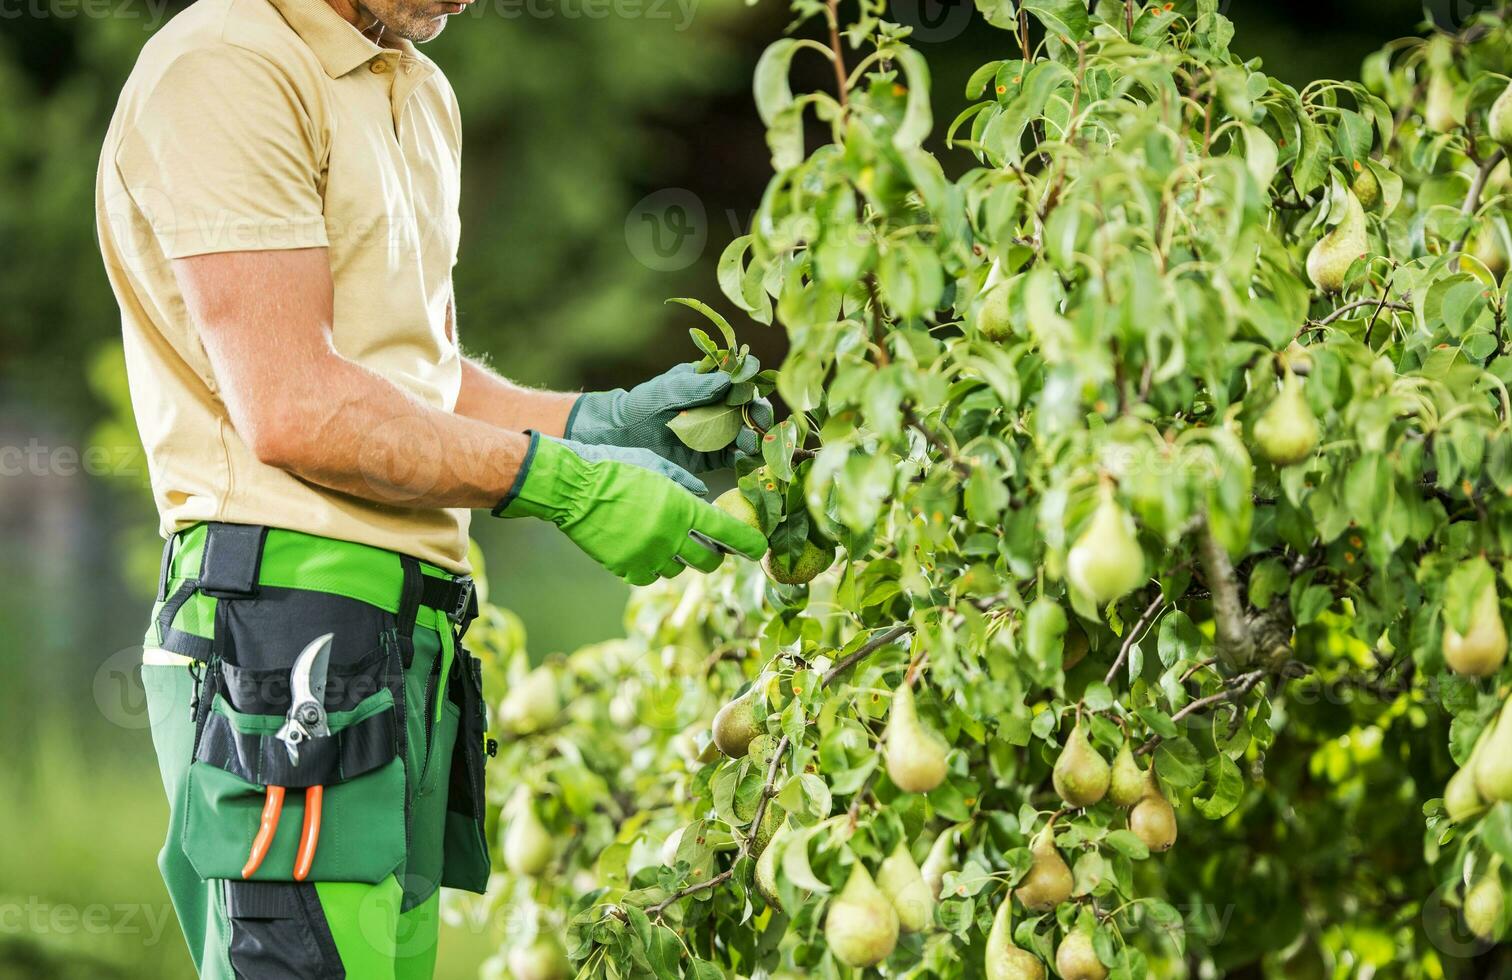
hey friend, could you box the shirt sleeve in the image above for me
[115,46,328,259]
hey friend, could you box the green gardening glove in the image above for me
[493,433,768,587]
[544,434,708,496]
[566,362,775,474]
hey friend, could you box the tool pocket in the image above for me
[179,589,409,884]
[439,647,493,893]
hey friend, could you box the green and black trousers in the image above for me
[141,522,493,978]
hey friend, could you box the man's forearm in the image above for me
[454,357,578,437]
[256,353,535,510]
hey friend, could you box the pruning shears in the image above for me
[241,633,333,881]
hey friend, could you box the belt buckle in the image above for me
[449,577,476,625]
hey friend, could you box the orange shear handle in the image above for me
[294,785,324,882]
[241,785,286,879]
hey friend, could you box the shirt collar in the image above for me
[266,0,418,78]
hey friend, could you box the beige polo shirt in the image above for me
[97,0,471,572]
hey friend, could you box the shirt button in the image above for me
[370,60,389,74]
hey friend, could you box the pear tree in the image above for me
[467,1,1512,976]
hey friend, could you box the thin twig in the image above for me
[1104,592,1165,686]
[1310,297,1411,329]
[824,0,848,109]
[1450,147,1507,256]
[1134,669,1266,756]
[822,624,914,687]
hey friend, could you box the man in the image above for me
[95,0,769,973]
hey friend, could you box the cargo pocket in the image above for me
[223,880,345,979]
[180,589,409,885]
[440,648,493,893]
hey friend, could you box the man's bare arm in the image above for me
[454,356,577,437]
[174,248,530,509]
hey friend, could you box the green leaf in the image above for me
[1023,0,1089,40]
[1193,753,1243,819]
[762,419,799,482]
[667,404,745,452]
[1154,739,1203,788]
[893,48,933,150]
[666,297,736,350]
[1104,830,1150,860]
[753,39,799,126]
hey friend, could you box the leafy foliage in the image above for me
[467,1,1512,976]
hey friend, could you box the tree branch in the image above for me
[1198,516,1252,671]
[822,624,914,687]
[1450,147,1507,257]
[1310,297,1411,329]
[1135,669,1267,756]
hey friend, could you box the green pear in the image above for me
[1305,191,1368,293]
[1472,231,1508,279]
[920,829,957,900]
[824,863,900,968]
[712,691,762,758]
[1475,701,1512,801]
[499,667,561,735]
[503,792,554,877]
[508,935,570,980]
[714,488,762,529]
[985,897,1046,980]
[885,683,950,793]
[1449,723,1495,823]
[1066,490,1146,605]
[1053,722,1110,808]
[1254,369,1320,467]
[1444,581,1507,677]
[764,540,835,585]
[1014,829,1073,911]
[755,816,790,908]
[1055,929,1109,980]
[1130,772,1178,852]
[1425,71,1458,133]
[1466,873,1506,942]
[976,281,1015,341]
[1351,165,1380,209]
[877,841,934,933]
[1491,82,1512,149]
[1107,742,1146,808]
[752,804,785,856]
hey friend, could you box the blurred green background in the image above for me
[0,0,1438,975]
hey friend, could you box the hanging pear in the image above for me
[977,279,1016,342]
[1491,81,1512,149]
[877,841,935,933]
[920,828,958,900]
[824,863,900,968]
[755,816,790,908]
[1466,872,1506,942]
[885,682,950,793]
[1129,771,1178,852]
[503,791,554,877]
[1305,191,1368,293]
[1475,700,1512,801]
[1014,828,1073,911]
[712,690,763,758]
[1443,579,1508,677]
[499,667,561,735]
[985,896,1046,980]
[1067,488,1145,605]
[763,540,836,585]
[1053,722,1110,808]
[1253,369,1319,467]
[507,935,571,980]
[1055,928,1109,980]
[1447,723,1494,823]
[1425,71,1457,133]
[1107,741,1145,807]
[1351,164,1380,209]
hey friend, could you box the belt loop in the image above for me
[397,557,423,667]
[156,531,178,603]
